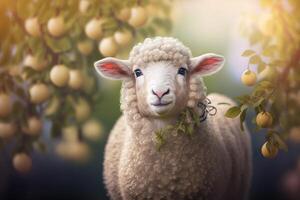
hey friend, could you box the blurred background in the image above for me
[0,0,300,200]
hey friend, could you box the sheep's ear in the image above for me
[190,53,225,77]
[94,57,131,80]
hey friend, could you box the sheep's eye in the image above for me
[134,69,143,77]
[177,67,187,76]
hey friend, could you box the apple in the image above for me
[56,141,90,162]
[289,127,300,143]
[0,93,12,117]
[256,112,273,128]
[82,119,102,141]
[79,0,90,14]
[50,64,70,87]
[0,122,16,139]
[29,83,51,104]
[261,142,278,159]
[241,69,257,86]
[68,70,84,90]
[62,125,78,142]
[9,65,22,77]
[22,116,42,136]
[116,7,131,21]
[114,30,133,46]
[25,17,41,37]
[77,40,93,55]
[13,153,32,173]
[85,18,103,40]
[128,6,148,27]
[47,16,66,37]
[23,55,47,71]
[99,37,118,57]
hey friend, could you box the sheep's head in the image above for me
[94,37,224,118]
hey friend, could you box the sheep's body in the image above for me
[103,93,252,200]
[96,37,252,200]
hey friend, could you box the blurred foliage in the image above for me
[0,0,172,172]
[226,0,300,158]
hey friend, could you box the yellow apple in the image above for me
[68,70,84,90]
[99,37,118,57]
[241,69,257,86]
[50,64,70,87]
[116,7,131,21]
[261,142,278,159]
[47,16,66,37]
[8,65,22,77]
[114,30,133,46]
[77,40,93,55]
[23,55,47,71]
[25,17,41,37]
[85,18,103,40]
[62,125,78,142]
[29,83,51,104]
[289,127,300,143]
[0,122,16,139]
[0,93,12,118]
[56,141,90,162]
[79,0,90,14]
[128,6,148,27]
[256,112,273,128]
[82,119,103,141]
[13,153,32,173]
[22,116,42,136]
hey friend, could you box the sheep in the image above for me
[94,37,252,200]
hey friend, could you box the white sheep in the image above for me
[94,37,252,200]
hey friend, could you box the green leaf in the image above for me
[45,36,72,53]
[241,49,256,57]
[253,97,265,108]
[272,132,288,152]
[249,55,262,64]
[236,95,251,104]
[225,106,241,118]
[240,109,247,131]
[262,46,275,57]
[241,104,248,111]
[258,63,266,73]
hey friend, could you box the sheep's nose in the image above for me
[152,88,170,99]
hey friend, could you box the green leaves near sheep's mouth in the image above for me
[153,108,200,151]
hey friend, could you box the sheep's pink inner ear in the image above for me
[100,62,128,76]
[192,57,223,73]
[191,54,224,76]
[94,58,130,80]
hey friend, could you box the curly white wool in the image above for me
[129,37,191,68]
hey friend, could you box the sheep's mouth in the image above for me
[151,102,172,107]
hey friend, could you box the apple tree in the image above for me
[226,0,300,159]
[0,0,172,173]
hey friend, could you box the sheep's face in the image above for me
[94,53,224,118]
[132,61,189,117]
